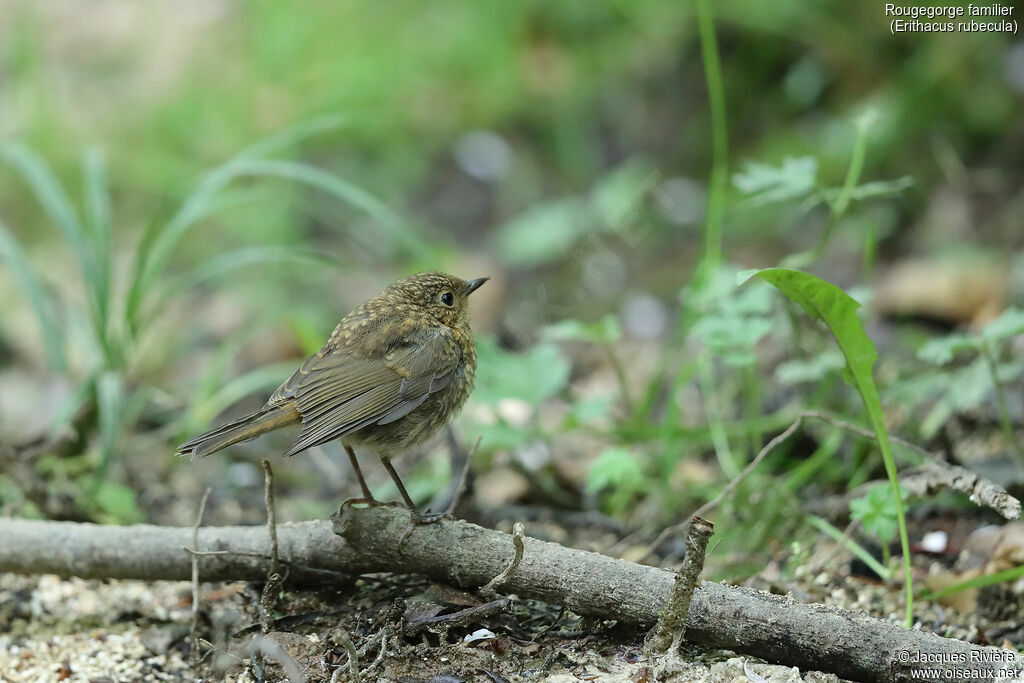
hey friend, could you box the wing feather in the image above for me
[274,324,461,457]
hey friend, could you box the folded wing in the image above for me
[268,326,461,457]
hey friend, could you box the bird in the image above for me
[177,271,488,522]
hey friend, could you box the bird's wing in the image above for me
[269,325,462,457]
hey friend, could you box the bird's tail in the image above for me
[176,404,301,460]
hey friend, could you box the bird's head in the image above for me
[385,271,488,328]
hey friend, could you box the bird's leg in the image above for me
[379,454,447,525]
[339,445,384,509]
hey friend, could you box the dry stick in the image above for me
[404,598,512,636]
[444,435,482,516]
[645,516,714,655]
[1,512,1019,682]
[832,462,1020,521]
[360,634,388,678]
[260,459,284,634]
[333,625,360,683]
[189,487,212,659]
[481,521,525,593]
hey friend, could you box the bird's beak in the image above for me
[466,277,489,295]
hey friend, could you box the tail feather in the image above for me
[176,404,301,460]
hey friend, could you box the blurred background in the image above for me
[1,0,1022,579]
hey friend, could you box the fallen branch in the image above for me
[1,510,1019,682]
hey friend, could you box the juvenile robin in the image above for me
[177,271,488,522]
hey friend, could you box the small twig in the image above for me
[263,459,280,571]
[333,624,360,683]
[361,633,388,678]
[640,418,804,563]
[183,548,230,557]
[260,459,283,634]
[404,598,512,636]
[445,435,482,516]
[645,516,714,654]
[198,638,244,663]
[190,487,212,659]
[482,522,525,593]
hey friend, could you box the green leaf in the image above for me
[471,421,529,451]
[775,349,845,384]
[586,447,646,513]
[732,157,817,208]
[569,394,615,424]
[495,199,587,267]
[0,219,67,371]
[981,307,1024,342]
[589,160,656,227]
[90,479,144,524]
[817,176,914,205]
[473,338,571,407]
[748,267,914,626]
[543,315,621,345]
[918,334,977,365]
[746,269,876,384]
[850,483,907,542]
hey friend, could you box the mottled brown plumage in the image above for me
[177,272,487,518]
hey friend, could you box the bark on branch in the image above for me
[1,509,1018,683]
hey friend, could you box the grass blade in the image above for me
[806,514,891,581]
[0,219,67,371]
[2,142,96,297]
[95,371,124,482]
[231,159,433,259]
[83,148,113,353]
[125,116,350,331]
[186,362,296,430]
[143,246,336,327]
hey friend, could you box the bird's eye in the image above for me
[440,291,455,306]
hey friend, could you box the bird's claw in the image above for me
[411,508,450,525]
[398,508,451,546]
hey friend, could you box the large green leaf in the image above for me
[746,267,914,626]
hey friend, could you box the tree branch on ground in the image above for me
[0,509,1019,682]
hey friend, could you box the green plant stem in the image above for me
[696,0,727,284]
[807,515,891,581]
[603,344,635,420]
[698,354,740,479]
[742,363,763,460]
[980,342,1024,465]
[811,120,868,261]
[863,382,915,627]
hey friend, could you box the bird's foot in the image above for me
[410,508,450,526]
[399,507,451,546]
